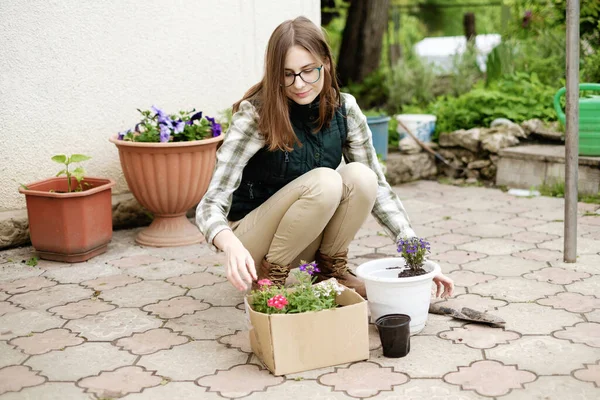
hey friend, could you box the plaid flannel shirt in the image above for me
[196,93,416,251]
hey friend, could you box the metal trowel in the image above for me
[429,302,506,328]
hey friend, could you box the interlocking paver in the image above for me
[458,238,534,256]
[539,237,600,254]
[198,364,285,398]
[0,310,64,340]
[487,336,598,375]
[529,221,597,236]
[524,266,591,285]
[0,366,46,395]
[493,303,583,334]
[115,328,190,355]
[439,324,520,349]
[9,328,84,355]
[125,382,223,400]
[536,292,600,313]
[550,254,600,275]
[573,361,600,387]
[138,341,247,380]
[445,270,496,287]
[42,263,121,284]
[9,284,92,311]
[100,280,186,307]
[81,273,141,291]
[164,307,246,339]
[189,282,246,307]
[388,378,489,399]
[454,223,524,238]
[0,301,22,316]
[566,275,600,296]
[461,255,546,276]
[1,180,599,399]
[373,336,482,378]
[470,277,562,302]
[501,376,600,399]
[78,365,163,398]
[142,296,210,318]
[0,264,43,282]
[429,250,486,264]
[553,322,600,347]
[0,341,27,368]
[245,380,351,399]
[25,342,136,380]
[0,382,89,400]
[108,255,164,268]
[126,260,201,280]
[218,330,253,353]
[507,230,560,244]
[48,298,116,319]
[65,308,161,341]
[0,276,56,294]
[319,361,408,398]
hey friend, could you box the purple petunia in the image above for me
[299,262,320,276]
[117,129,131,140]
[188,111,203,125]
[206,115,222,137]
[151,105,168,120]
[159,125,170,142]
[173,119,185,134]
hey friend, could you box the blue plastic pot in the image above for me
[366,115,391,161]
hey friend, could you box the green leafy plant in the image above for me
[52,154,91,193]
[428,72,557,139]
[250,262,345,315]
[387,56,437,114]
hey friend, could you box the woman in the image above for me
[196,16,453,299]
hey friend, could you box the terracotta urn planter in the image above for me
[19,177,116,262]
[109,135,223,247]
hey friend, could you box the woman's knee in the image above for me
[304,167,343,205]
[339,162,378,196]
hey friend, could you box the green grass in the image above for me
[538,181,600,205]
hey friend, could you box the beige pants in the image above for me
[229,162,378,267]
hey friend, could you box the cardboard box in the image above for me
[247,288,369,376]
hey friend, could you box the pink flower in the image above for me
[267,295,288,310]
[257,279,272,287]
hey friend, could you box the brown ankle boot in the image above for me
[314,250,367,298]
[251,258,291,290]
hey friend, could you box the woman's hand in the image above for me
[433,273,454,298]
[214,230,257,291]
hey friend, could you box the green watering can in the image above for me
[554,83,600,156]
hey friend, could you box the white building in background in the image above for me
[414,34,502,73]
[0,0,320,211]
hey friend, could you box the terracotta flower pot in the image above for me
[109,135,223,247]
[19,177,116,262]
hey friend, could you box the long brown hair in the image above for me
[233,16,341,151]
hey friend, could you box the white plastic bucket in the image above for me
[356,258,440,334]
[396,114,437,143]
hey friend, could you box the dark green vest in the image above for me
[228,99,348,221]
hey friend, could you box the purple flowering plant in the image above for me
[249,261,345,315]
[118,106,222,143]
[397,237,430,271]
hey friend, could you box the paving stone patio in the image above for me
[1,180,599,399]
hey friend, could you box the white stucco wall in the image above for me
[0,0,320,211]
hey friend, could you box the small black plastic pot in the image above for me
[375,314,411,358]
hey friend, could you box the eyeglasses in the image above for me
[283,65,323,87]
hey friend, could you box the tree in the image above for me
[337,0,390,87]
